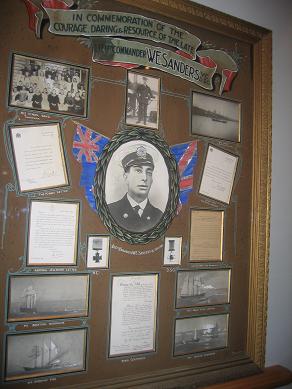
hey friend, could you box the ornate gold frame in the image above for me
[119,0,272,371]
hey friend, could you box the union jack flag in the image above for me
[73,124,109,211]
[170,141,198,213]
[72,124,109,163]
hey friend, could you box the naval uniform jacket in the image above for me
[108,195,163,232]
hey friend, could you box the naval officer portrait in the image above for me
[106,143,168,233]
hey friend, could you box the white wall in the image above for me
[192,0,292,380]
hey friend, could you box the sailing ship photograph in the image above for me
[5,328,87,381]
[174,314,229,356]
[176,269,231,308]
[7,274,89,322]
[191,91,241,142]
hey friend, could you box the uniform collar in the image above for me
[127,194,148,210]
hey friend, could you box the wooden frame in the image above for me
[0,0,272,387]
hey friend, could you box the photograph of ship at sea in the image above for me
[176,269,231,308]
[174,314,229,356]
[7,274,89,322]
[191,92,240,142]
[5,328,87,381]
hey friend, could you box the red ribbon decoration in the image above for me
[197,55,217,70]
[222,69,237,93]
[95,61,139,70]
[22,0,41,32]
[197,50,238,94]
[22,0,73,37]
[42,0,73,9]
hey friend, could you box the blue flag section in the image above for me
[170,141,198,213]
[72,124,110,211]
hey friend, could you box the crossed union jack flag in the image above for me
[72,124,197,213]
[73,124,109,163]
[170,141,198,213]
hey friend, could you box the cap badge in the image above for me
[136,146,147,159]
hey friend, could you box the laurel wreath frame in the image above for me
[94,127,180,244]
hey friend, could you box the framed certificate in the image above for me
[26,200,80,266]
[8,122,69,193]
[109,273,158,357]
[199,145,239,204]
[189,209,224,262]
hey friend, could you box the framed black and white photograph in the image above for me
[191,92,241,142]
[8,122,69,193]
[7,274,90,322]
[94,128,179,244]
[8,53,89,117]
[5,328,87,381]
[163,237,182,265]
[86,235,110,269]
[126,72,160,130]
[175,269,231,308]
[27,200,80,266]
[174,314,229,356]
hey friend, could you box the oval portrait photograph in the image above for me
[94,128,179,244]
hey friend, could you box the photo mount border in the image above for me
[125,70,161,131]
[190,90,241,143]
[7,52,90,119]
[6,272,90,323]
[94,127,180,245]
[7,121,70,195]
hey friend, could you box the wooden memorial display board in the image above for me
[0,0,272,387]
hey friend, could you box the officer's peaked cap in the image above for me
[122,146,154,171]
